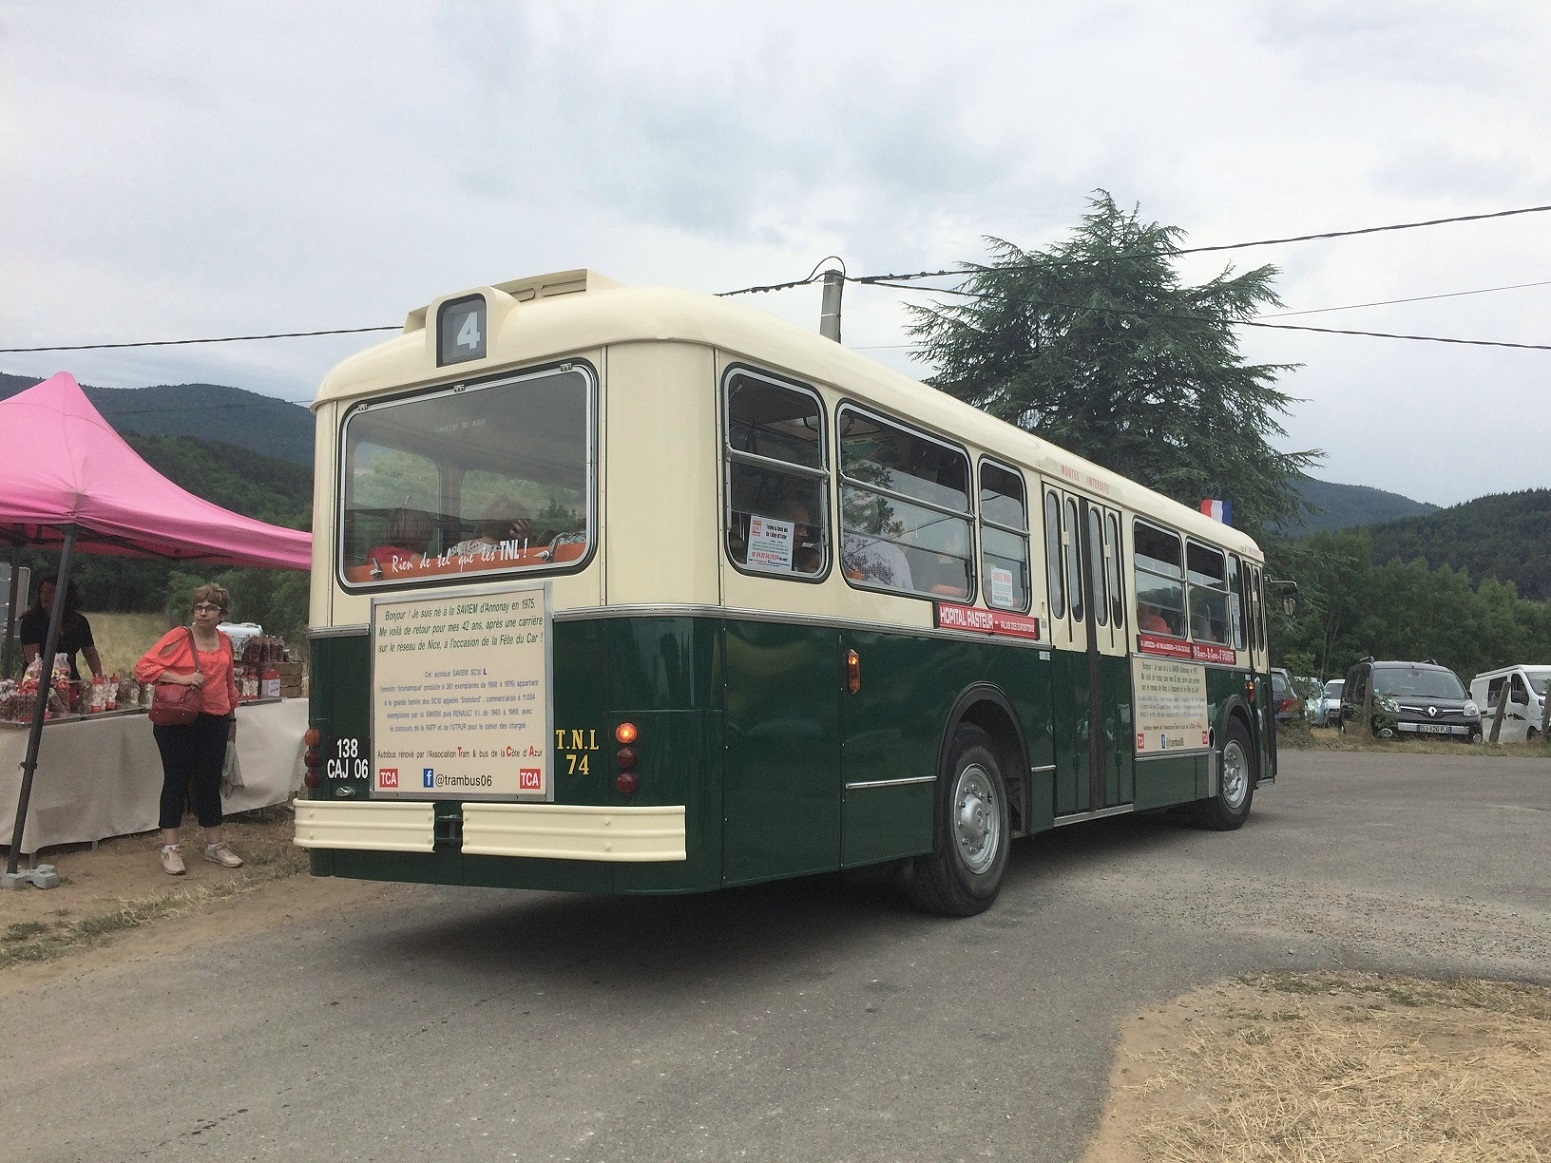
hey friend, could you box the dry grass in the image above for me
[1103,971,1551,1162]
[80,611,171,678]
[1282,722,1550,758]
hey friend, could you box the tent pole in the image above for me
[5,525,76,879]
[2,543,18,678]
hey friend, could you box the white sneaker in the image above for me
[203,842,243,868]
[161,844,186,875]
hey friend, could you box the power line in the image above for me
[0,324,399,354]
[5,203,1548,353]
[833,203,1551,290]
[1259,279,1551,318]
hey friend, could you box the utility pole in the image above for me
[819,269,844,343]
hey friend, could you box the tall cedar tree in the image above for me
[910,193,1318,537]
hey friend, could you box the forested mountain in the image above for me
[1282,475,1438,534]
[125,433,312,528]
[1366,489,1551,602]
[0,371,314,465]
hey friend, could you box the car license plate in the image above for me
[1416,723,1449,734]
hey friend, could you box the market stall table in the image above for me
[0,699,306,857]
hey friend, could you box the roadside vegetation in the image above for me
[1277,719,1549,757]
[0,810,305,970]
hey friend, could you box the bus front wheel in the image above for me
[904,724,1010,916]
[1191,717,1256,831]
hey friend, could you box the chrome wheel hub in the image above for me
[1221,740,1248,810]
[954,763,1000,875]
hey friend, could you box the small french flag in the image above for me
[1200,498,1232,525]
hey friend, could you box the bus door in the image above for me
[1083,500,1132,808]
[1046,486,1129,815]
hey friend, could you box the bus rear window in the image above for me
[339,366,594,587]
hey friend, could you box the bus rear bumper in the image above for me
[294,799,687,862]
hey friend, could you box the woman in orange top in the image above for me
[134,583,243,876]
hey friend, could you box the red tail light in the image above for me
[615,722,639,794]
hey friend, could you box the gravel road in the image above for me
[2,748,1547,1163]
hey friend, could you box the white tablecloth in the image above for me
[0,700,307,856]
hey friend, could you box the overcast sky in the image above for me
[3,1,1547,507]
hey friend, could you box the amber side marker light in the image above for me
[846,649,861,695]
[1244,678,1257,704]
[614,722,638,745]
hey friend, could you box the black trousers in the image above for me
[153,712,229,830]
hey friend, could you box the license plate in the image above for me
[1416,723,1449,734]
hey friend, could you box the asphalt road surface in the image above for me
[4,749,1548,1163]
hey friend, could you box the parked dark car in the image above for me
[1339,658,1483,743]
[1269,667,1302,724]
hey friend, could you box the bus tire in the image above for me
[1192,717,1255,831]
[904,724,1010,916]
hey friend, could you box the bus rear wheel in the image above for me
[903,724,1010,916]
[1191,717,1255,831]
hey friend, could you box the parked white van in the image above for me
[1469,666,1551,743]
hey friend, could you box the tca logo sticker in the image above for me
[379,767,399,789]
[519,768,542,791]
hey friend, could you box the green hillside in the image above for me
[1282,475,1438,534]
[0,372,315,465]
[1366,489,1551,602]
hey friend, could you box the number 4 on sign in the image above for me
[456,311,481,350]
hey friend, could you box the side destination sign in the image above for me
[935,601,1041,641]
[369,581,553,801]
[1132,654,1210,755]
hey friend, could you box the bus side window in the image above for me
[1105,511,1124,628]
[1133,519,1184,637]
[1228,554,1247,651]
[837,406,973,599]
[1086,506,1107,626]
[1186,541,1230,644]
[1063,497,1085,622]
[1044,490,1065,620]
[724,370,830,578]
[979,460,1029,612]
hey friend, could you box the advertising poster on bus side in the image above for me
[1132,654,1210,755]
[369,581,553,800]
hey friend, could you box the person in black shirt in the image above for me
[20,574,103,685]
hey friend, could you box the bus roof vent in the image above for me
[491,269,622,303]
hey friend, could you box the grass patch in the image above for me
[1280,724,1550,758]
[0,818,308,970]
[79,611,172,679]
[1117,971,1551,1162]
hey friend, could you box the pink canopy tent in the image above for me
[1,372,311,882]
[0,372,311,568]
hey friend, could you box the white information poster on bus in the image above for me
[369,581,553,801]
[1132,654,1211,755]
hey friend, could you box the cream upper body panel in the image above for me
[311,269,1262,631]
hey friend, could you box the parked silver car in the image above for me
[1316,679,1344,726]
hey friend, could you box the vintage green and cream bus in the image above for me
[296,269,1275,915]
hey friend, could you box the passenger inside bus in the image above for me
[449,497,533,556]
[366,506,434,567]
[841,531,913,590]
[777,498,824,574]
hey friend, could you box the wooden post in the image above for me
[1488,687,1508,744]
